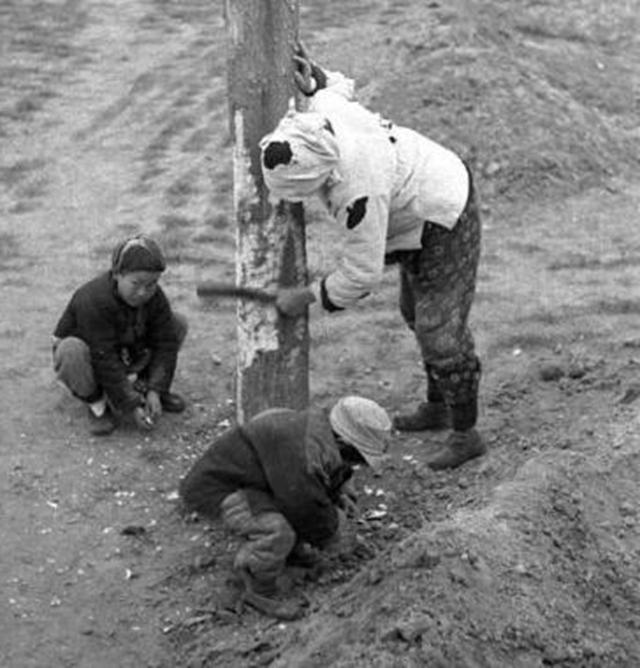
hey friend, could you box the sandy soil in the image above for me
[1,1,639,667]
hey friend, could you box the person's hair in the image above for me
[111,235,166,274]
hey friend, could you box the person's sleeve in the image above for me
[262,440,338,547]
[272,471,340,547]
[179,451,224,520]
[73,295,142,412]
[144,288,180,393]
[53,298,76,339]
[306,69,356,116]
[313,191,389,310]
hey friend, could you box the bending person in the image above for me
[260,47,484,470]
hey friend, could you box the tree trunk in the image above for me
[224,0,309,422]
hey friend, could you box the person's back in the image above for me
[180,407,345,546]
[179,397,392,620]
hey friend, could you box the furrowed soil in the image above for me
[1,1,639,667]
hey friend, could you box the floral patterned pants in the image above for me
[397,174,481,429]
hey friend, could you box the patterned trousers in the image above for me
[397,173,481,429]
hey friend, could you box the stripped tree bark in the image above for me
[224,0,309,422]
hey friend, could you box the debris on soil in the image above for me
[2,0,640,666]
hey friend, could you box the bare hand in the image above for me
[294,52,315,94]
[145,390,163,420]
[276,287,316,317]
[133,405,154,431]
[337,479,359,517]
[338,492,359,518]
[324,508,358,557]
[293,42,326,95]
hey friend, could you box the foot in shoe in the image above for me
[427,428,486,470]
[160,392,186,413]
[87,406,116,436]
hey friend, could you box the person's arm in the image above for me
[275,190,389,316]
[73,294,143,413]
[316,189,391,312]
[273,471,340,548]
[294,43,354,103]
[53,298,76,340]
[52,298,76,356]
[143,287,180,394]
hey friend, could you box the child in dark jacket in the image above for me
[179,396,392,620]
[53,234,187,435]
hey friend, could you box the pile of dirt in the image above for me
[2,0,639,666]
[268,442,640,667]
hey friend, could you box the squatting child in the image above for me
[52,234,187,435]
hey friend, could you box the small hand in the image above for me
[338,492,359,519]
[337,479,358,518]
[324,508,358,557]
[293,52,315,95]
[293,42,326,95]
[145,390,163,420]
[276,287,316,317]
[133,405,154,431]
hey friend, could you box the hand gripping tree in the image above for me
[224,0,309,421]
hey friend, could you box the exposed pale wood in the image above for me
[224,0,309,421]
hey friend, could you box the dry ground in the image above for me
[1,0,639,667]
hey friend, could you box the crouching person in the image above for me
[52,234,187,436]
[179,396,392,620]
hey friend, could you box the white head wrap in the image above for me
[260,111,340,202]
[329,396,392,472]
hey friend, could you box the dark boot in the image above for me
[394,401,451,431]
[427,398,485,469]
[160,391,186,413]
[395,364,452,431]
[427,428,486,470]
[238,569,304,621]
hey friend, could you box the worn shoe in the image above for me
[286,542,321,568]
[427,429,486,470]
[238,569,304,621]
[160,392,186,413]
[87,407,116,436]
[394,402,451,432]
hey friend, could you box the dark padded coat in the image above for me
[53,271,180,412]
[179,407,353,548]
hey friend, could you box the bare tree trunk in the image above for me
[224,0,309,422]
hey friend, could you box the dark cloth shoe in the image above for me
[286,542,320,568]
[87,407,116,436]
[394,402,451,431]
[238,569,304,621]
[160,392,186,413]
[427,428,486,470]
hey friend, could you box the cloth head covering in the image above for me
[329,396,392,472]
[111,234,166,274]
[260,110,340,202]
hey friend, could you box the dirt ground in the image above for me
[1,0,640,666]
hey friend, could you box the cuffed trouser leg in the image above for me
[220,490,296,584]
[53,337,101,402]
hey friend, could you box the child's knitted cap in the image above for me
[111,235,166,274]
